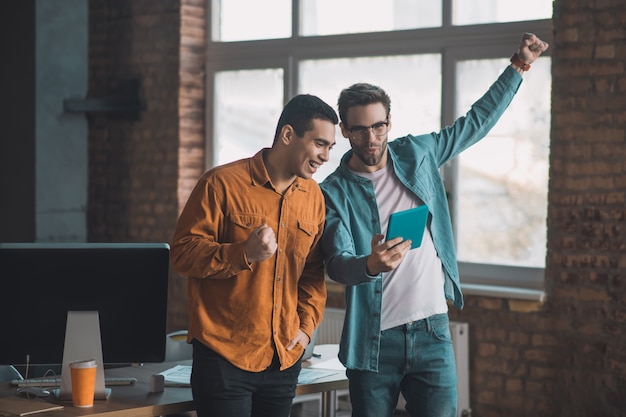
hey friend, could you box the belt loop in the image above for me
[425,316,433,333]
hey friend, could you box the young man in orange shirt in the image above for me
[171,94,338,417]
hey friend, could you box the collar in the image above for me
[249,148,311,194]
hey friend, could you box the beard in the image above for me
[353,136,388,167]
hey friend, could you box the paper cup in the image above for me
[69,359,98,407]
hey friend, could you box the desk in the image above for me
[298,344,347,417]
[0,345,347,417]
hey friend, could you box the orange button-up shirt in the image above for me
[170,149,326,371]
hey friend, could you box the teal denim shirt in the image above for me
[320,66,522,371]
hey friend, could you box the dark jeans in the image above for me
[190,339,301,417]
[347,313,457,417]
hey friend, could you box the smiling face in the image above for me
[341,102,392,173]
[287,118,336,179]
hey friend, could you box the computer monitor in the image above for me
[0,242,170,369]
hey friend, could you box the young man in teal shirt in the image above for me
[320,33,548,417]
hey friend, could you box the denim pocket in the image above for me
[430,315,452,343]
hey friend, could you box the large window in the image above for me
[206,0,553,297]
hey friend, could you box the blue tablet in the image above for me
[385,205,429,250]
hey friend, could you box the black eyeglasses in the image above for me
[346,120,389,139]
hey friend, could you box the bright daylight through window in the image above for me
[208,0,553,292]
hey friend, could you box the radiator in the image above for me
[317,307,346,345]
[450,321,471,417]
[318,309,471,417]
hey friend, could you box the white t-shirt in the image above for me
[356,163,448,331]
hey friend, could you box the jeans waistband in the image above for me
[403,313,449,332]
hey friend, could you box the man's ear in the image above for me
[339,122,350,139]
[279,124,295,145]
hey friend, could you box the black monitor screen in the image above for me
[0,243,170,366]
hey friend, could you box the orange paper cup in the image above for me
[69,359,98,408]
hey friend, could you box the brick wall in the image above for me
[447,1,626,416]
[88,0,181,242]
[86,0,626,415]
[87,0,205,331]
[173,0,206,331]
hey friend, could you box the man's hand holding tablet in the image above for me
[385,205,429,250]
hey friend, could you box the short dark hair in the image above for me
[337,83,391,125]
[274,94,338,143]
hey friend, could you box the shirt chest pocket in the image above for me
[227,213,266,242]
[292,219,318,259]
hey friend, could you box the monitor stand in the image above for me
[54,311,111,400]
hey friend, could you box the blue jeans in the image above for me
[347,313,457,417]
[190,339,301,417]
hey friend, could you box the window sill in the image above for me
[326,271,547,304]
[458,262,545,302]
[461,283,546,302]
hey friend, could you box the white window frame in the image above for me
[204,1,552,300]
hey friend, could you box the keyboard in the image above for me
[11,376,137,388]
